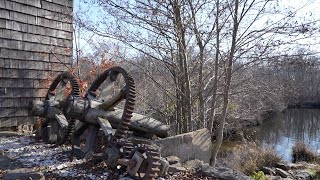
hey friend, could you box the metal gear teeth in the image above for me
[130,144,161,179]
[121,140,134,158]
[87,67,162,179]
[88,67,136,145]
[45,72,80,145]
[46,72,80,100]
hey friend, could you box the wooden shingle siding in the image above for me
[1,2,73,29]
[0,41,71,55]
[0,29,72,47]
[0,78,40,88]
[0,88,47,98]
[0,49,71,63]
[0,97,39,108]
[2,19,73,39]
[0,0,73,128]
[0,108,27,118]
[0,59,66,71]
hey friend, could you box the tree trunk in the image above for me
[208,0,220,133]
[174,69,182,134]
[198,52,205,129]
[210,0,239,166]
[172,0,191,133]
[187,0,209,130]
[183,53,192,132]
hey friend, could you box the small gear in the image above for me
[128,143,161,179]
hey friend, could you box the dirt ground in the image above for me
[0,132,215,180]
[0,133,133,179]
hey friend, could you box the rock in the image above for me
[265,175,282,180]
[265,175,293,180]
[293,170,312,179]
[183,159,203,170]
[155,128,212,163]
[171,162,182,167]
[159,158,170,176]
[3,168,44,180]
[0,155,22,170]
[261,166,276,175]
[287,163,305,170]
[166,156,180,165]
[168,164,186,174]
[201,164,251,180]
[0,155,12,170]
[276,162,291,171]
[305,163,318,169]
[275,168,291,178]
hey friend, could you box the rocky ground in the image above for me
[0,132,247,180]
[2,132,318,179]
[258,162,320,179]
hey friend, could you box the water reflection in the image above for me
[255,109,320,162]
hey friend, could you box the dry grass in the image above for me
[292,141,320,163]
[227,142,282,175]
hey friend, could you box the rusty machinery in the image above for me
[29,67,169,179]
[28,72,80,144]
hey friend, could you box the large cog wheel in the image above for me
[37,72,80,144]
[87,66,136,144]
[71,66,136,159]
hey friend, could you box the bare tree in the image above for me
[75,0,320,166]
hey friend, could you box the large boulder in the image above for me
[155,128,212,163]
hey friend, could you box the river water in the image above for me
[254,108,320,161]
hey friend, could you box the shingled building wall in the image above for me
[0,0,73,128]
